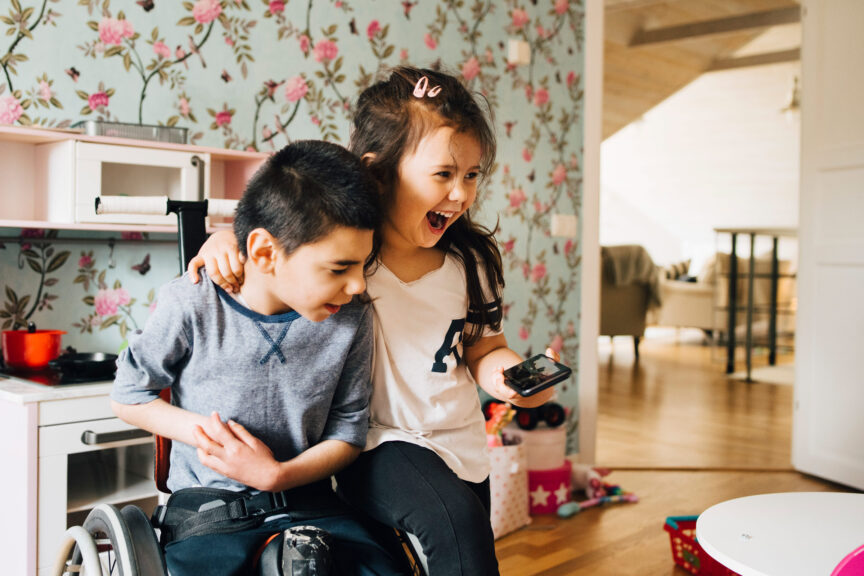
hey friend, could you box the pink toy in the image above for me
[570,463,612,498]
[832,544,864,576]
[529,460,572,515]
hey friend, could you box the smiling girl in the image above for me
[190,67,556,575]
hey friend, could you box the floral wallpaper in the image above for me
[0,0,586,451]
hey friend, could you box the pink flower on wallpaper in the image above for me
[512,8,529,28]
[90,316,103,327]
[549,334,564,353]
[533,88,549,106]
[215,110,232,126]
[98,17,133,45]
[0,95,24,124]
[115,287,131,307]
[536,25,547,39]
[400,49,409,61]
[424,33,437,50]
[299,34,310,54]
[552,163,567,186]
[502,238,515,254]
[366,20,381,38]
[485,48,494,63]
[88,91,110,111]
[269,0,285,14]
[78,254,93,268]
[178,97,191,117]
[567,321,575,336]
[509,188,526,208]
[313,38,338,63]
[524,84,533,102]
[555,0,569,15]
[534,200,547,213]
[94,290,118,316]
[121,231,144,240]
[310,115,321,125]
[522,262,530,279]
[566,71,577,87]
[531,263,547,282]
[519,325,530,340]
[284,76,308,102]
[192,0,222,24]
[564,239,574,254]
[38,80,52,101]
[149,300,158,314]
[462,56,480,81]
[522,148,532,162]
[153,41,171,59]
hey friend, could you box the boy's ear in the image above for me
[246,228,278,273]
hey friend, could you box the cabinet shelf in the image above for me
[0,219,233,236]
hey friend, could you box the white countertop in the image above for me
[0,373,112,404]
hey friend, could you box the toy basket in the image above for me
[664,516,740,575]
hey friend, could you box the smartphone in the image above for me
[502,354,572,397]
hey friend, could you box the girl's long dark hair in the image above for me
[350,66,504,345]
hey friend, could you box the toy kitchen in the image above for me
[0,124,267,576]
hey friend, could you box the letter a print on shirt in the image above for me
[431,318,465,373]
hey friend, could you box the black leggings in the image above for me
[336,441,499,576]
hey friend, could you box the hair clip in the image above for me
[413,76,441,98]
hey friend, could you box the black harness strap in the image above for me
[152,486,342,545]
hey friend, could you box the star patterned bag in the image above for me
[489,443,531,539]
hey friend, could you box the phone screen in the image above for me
[502,354,572,396]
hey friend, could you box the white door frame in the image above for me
[576,0,603,464]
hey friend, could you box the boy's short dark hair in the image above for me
[233,140,381,259]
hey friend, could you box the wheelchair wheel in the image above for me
[56,503,165,576]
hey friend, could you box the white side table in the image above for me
[696,492,864,576]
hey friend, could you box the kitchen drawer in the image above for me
[38,393,114,426]
[39,417,152,457]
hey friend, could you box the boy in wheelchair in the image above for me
[111,140,406,576]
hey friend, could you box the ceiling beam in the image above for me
[707,48,801,72]
[630,6,801,47]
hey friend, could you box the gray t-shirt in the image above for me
[112,273,373,493]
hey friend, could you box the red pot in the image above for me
[2,329,66,370]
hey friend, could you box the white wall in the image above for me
[600,55,801,275]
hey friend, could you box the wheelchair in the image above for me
[53,427,428,575]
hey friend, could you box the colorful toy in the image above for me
[485,402,516,447]
[556,493,638,518]
[482,399,566,431]
[570,463,612,499]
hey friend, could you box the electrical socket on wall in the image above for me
[550,213,578,238]
[507,39,531,66]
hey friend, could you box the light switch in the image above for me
[551,213,578,238]
[508,39,531,66]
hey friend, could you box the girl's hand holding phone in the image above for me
[187,230,244,293]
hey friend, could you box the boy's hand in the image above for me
[194,412,279,492]
[187,230,244,293]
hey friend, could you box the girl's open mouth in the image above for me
[426,210,453,231]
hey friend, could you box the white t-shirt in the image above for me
[365,252,501,483]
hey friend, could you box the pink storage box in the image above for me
[528,460,572,515]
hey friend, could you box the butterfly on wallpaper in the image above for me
[349,18,357,35]
[264,79,281,99]
[131,254,151,276]
[402,1,417,19]
[504,121,517,138]
[136,0,155,11]
[65,67,80,82]
[221,69,233,83]
[555,71,562,84]
[527,169,535,182]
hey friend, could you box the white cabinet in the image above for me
[0,380,157,576]
[0,125,266,231]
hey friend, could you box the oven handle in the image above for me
[81,428,152,445]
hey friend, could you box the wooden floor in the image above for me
[495,331,849,575]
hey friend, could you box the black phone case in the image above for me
[503,354,572,397]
